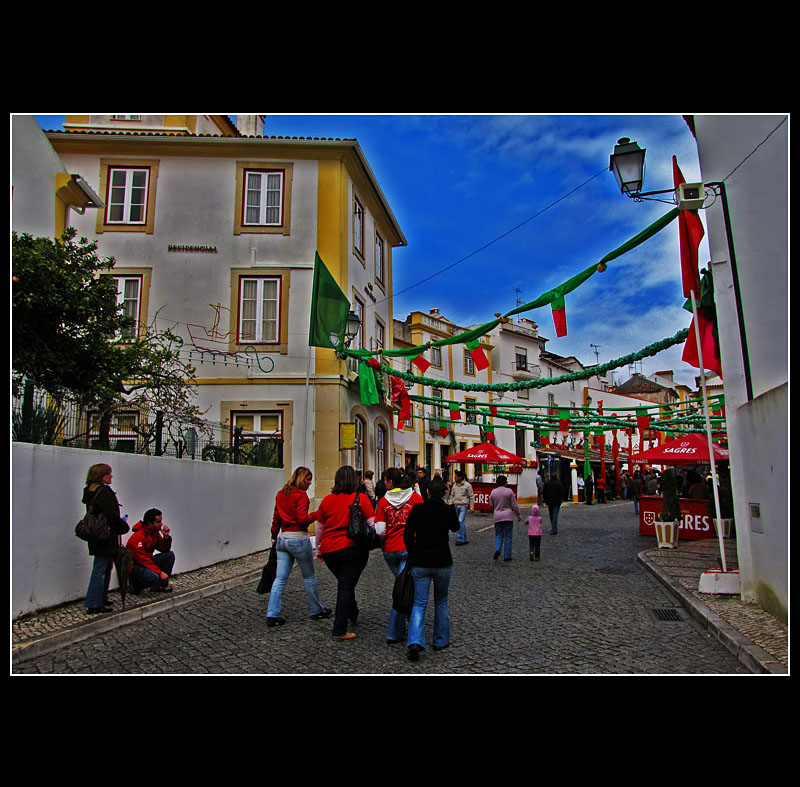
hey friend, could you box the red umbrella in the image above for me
[631,432,729,465]
[445,441,526,466]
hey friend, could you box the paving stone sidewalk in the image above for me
[12,502,788,674]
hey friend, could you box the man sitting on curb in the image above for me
[126,508,175,594]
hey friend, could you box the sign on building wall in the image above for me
[340,422,356,450]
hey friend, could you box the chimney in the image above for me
[237,115,265,136]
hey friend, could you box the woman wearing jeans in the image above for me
[489,475,521,561]
[403,476,460,661]
[374,467,423,644]
[266,467,331,627]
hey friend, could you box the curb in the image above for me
[12,569,262,667]
[637,551,787,675]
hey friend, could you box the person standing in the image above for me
[363,470,377,510]
[316,465,376,641]
[447,469,475,545]
[374,467,423,645]
[542,474,564,535]
[403,476,460,661]
[526,504,543,561]
[415,466,430,502]
[584,472,594,505]
[596,473,606,503]
[265,467,330,628]
[489,475,521,561]
[81,463,130,614]
[629,470,643,515]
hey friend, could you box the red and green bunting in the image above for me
[465,340,489,371]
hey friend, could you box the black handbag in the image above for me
[392,558,414,615]
[75,488,111,542]
[256,546,278,594]
[346,492,381,549]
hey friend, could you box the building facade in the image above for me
[38,114,407,504]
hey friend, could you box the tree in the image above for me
[12,228,132,402]
[12,228,208,449]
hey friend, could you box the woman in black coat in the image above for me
[403,476,459,661]
[81,463,130,613]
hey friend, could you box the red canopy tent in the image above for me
[444,441,526,466]
[631,432,729,465]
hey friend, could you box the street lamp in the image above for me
[609,138,646,195]
[608,137,752,402]
[344,310,361,346]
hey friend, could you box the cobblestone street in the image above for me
[14,500,749,675]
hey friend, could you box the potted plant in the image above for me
[655,468,681,548]
[707,465,735,538]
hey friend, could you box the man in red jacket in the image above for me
[126,508,175,594]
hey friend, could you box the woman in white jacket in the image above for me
[374,467,423,644]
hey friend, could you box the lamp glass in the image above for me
[345,310,361,341]
[610,139,646,195]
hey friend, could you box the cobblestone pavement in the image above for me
[12,500,787,675]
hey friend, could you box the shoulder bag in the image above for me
[346,492,381,550]
[75,488,112,542]
[392,558,414,614]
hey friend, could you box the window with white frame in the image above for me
[106,167,150,224]
[432,388,444,419]
[431,346,442,367]
[88,410,139,452]
[353,195,365,256]
[375,233,385,284]
[464,348,475,376]
[354,415,366,472]
[375,319,385,350]
[232,411,282,438]
[465,397,477,424]
[515,346,528,371]
[243,170,284,226]
[113,276,142,340]
[376,424,387,476]
[238,277,280,343]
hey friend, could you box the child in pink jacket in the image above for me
[526,505,543,562]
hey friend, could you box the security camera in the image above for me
[678,182,706,211]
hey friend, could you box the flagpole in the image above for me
[690,288,727,573]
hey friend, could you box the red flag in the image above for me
[465,340,489,371]
[390,375,411,421]
[682,309,723,377]
[673,157,705,298]
[412,354,431,373]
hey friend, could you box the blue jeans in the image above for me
[633,497,640,515]
[383,550,408,641]
[85,553,114,609]
[267,536,325,618]
[455,506,468,543]
[548,504,560,533]
[130,551,175,590]
[407,565,452,650]
[494,521,514,558]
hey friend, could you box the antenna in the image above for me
[590,344,601,364]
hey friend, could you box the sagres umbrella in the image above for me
[631,432,729,465]
[113,539,134,608]
[445,441,526,466]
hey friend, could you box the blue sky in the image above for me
[33,113,706,387]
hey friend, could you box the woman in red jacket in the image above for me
[316,465,377,641]
[266,467,331,627]
[375,467,423,644]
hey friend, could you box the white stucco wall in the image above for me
[12,443,282,618]
[693,114,788,619]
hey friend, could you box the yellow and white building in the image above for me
[33,114,407,504]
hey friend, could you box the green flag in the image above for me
[309,252,351,350]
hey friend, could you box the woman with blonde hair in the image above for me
[266,466,331,627]
[81,463,130,614]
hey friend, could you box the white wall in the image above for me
[12,443,283,618]
[693,115,788,619]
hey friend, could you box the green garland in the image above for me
[381,328,689,393]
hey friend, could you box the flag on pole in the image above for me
[673,157,704,298]
[308,252,350,350]
[682,268,723,377]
